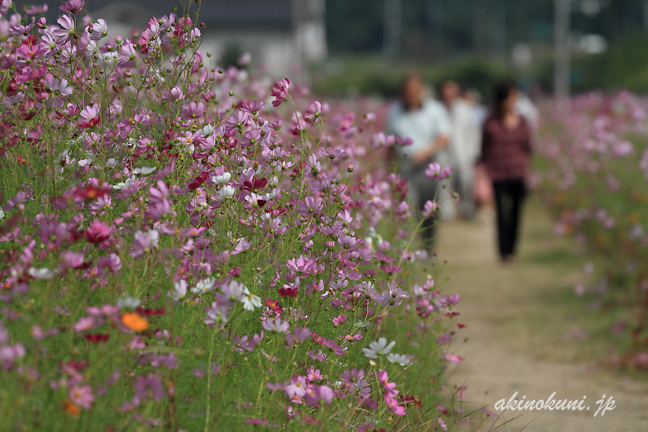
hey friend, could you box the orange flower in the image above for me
[121,312,149,332]
[62,400,80,417]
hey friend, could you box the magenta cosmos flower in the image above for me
[85,219,111,243]
[85,219,112,243]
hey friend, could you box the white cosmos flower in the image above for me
[387,353,410,366]
[170,280,187,300]
[201,124,215,137]
[0,210,4,220]
[133,166,157,175]
[117,296,141,308]
[216,185,235,200]
[28,267,55,280]
[191,277,217,294]
[211,172,231,184]
[241,287,262,311]
[113,175,136,190]
[362,337,396,358]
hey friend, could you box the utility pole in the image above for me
[384,0,402,58]
[554,0,571,99]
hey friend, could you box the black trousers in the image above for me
[492,180,526,258]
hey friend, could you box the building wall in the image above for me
[199,31,297,77]
[86,1,328,77]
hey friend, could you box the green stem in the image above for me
[204,331,215,432]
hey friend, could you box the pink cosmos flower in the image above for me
[422,200,438,217]
[304,385,334,407]
[163,86,184,102]
[79,104,100,128]
[443,353,464,363]
[133,373,165,404]
[118,40,137,66]
[425,162,441,179]
[60,251,86,270]
[85,219,111,243]
[69,385,94,409]
[321,147,346,160]
[204,302,229,327]
[304,101,322,123]
[306,367,324,381]
[60,0,84,14]
[97,253,122,274]
[130,230,160,257]
[241,100,264,113]
[332,314,346,327]
[262,317,289,333]
[53,15,76,44]
[182,101,206,119]
[74,316,95,332]
[10,18,35,36]
[296,196,323,216]
[86,19,108,40]
[37,218,67,250]
[0,0,11,16]
[385,394,406,416]
[0,343,25,364]
[286,256,317,274]
[284,375,308,399]
[245,418,269,425]
[44,77,73,96]
[271,78,290,107]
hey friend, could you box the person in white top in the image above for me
[387,73,452,252]
[441,80,481,219]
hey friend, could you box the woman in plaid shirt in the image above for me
[478,82,533,263]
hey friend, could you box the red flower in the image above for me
[135,307,166,317]
[74,184,109,201]
[242,177,267,192]
[188,171,209,190]
[397,394,422,407]
[84,333,110,343]
[65,359,88,371]
[265,207,287,217]
[78,117,100,129]
[278,287,298,298]
[84,219,112,244]
[263,297,282,314]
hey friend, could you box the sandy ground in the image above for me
[436,202,648,432]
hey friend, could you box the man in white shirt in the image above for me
[387,73,452,252]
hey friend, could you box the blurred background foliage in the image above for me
[316,0,648,98]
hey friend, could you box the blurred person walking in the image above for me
[478,82,533,263]
[387,73,452,253]
[441,80,481,220]
[463,88,495,221]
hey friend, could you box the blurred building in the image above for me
[87,0,328,76]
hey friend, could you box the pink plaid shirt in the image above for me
[479,115,533,182]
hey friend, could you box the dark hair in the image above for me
[401,72,423,94]
[493,81,518,118]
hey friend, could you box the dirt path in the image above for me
[437,199,648,432]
